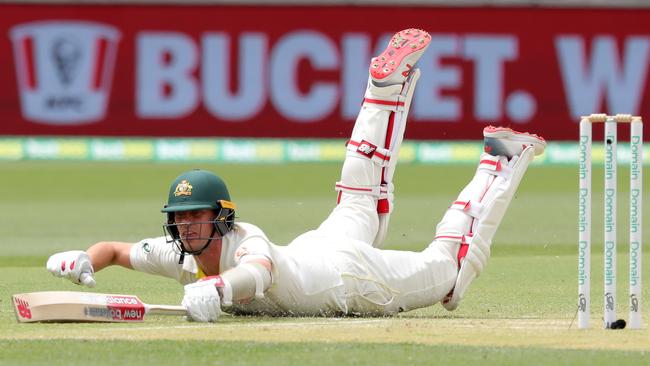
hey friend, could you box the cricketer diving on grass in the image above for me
[23,28,547,323]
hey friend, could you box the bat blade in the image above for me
[12,291,186,323]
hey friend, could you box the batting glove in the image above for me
[46,250,96,287]
[182,277,222,322]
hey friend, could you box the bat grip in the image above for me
[79,272,96,287]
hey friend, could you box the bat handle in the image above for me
[146,304,187,316]
[79,272,96,287]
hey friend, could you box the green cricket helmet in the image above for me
[162,169,233,213]
[162,169,236,261]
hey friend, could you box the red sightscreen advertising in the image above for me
[0,5,649,140]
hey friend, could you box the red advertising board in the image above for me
[0,5,649,140]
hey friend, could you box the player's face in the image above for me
[174,209,217,251]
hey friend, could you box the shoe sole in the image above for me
[370,28,430,83]
[483,126,547,156]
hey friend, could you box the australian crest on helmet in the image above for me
[174,180,193,197]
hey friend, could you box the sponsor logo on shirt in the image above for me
[235,246,249,260]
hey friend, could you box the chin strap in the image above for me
[177,226,219,264]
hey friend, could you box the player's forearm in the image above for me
[86,241,134,272]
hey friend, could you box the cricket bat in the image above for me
[12,291,187,323]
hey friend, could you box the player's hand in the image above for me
[182,277,221,322]
[46,250,96,287]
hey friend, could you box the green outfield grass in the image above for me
[0,161,649,365]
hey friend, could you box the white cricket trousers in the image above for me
[305,90,459,316]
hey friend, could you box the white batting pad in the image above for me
[440,146,536,311]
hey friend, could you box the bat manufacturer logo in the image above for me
[85,307,120,319]
[357,140,377,158]
[106,296,140,305]
[84,306,144,321]
[14,298,32,319]
[95,295,146,321]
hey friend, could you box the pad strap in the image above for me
[362,95,406,112]
[346,139,391,167]
[335,182,389,198]
[434,233,474,246]
[449,200,484,219]
[478,155,513,179]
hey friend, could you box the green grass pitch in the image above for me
[0,160,648,365]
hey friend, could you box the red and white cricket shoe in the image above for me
[483,126,546,159]
[370,28,430,87]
